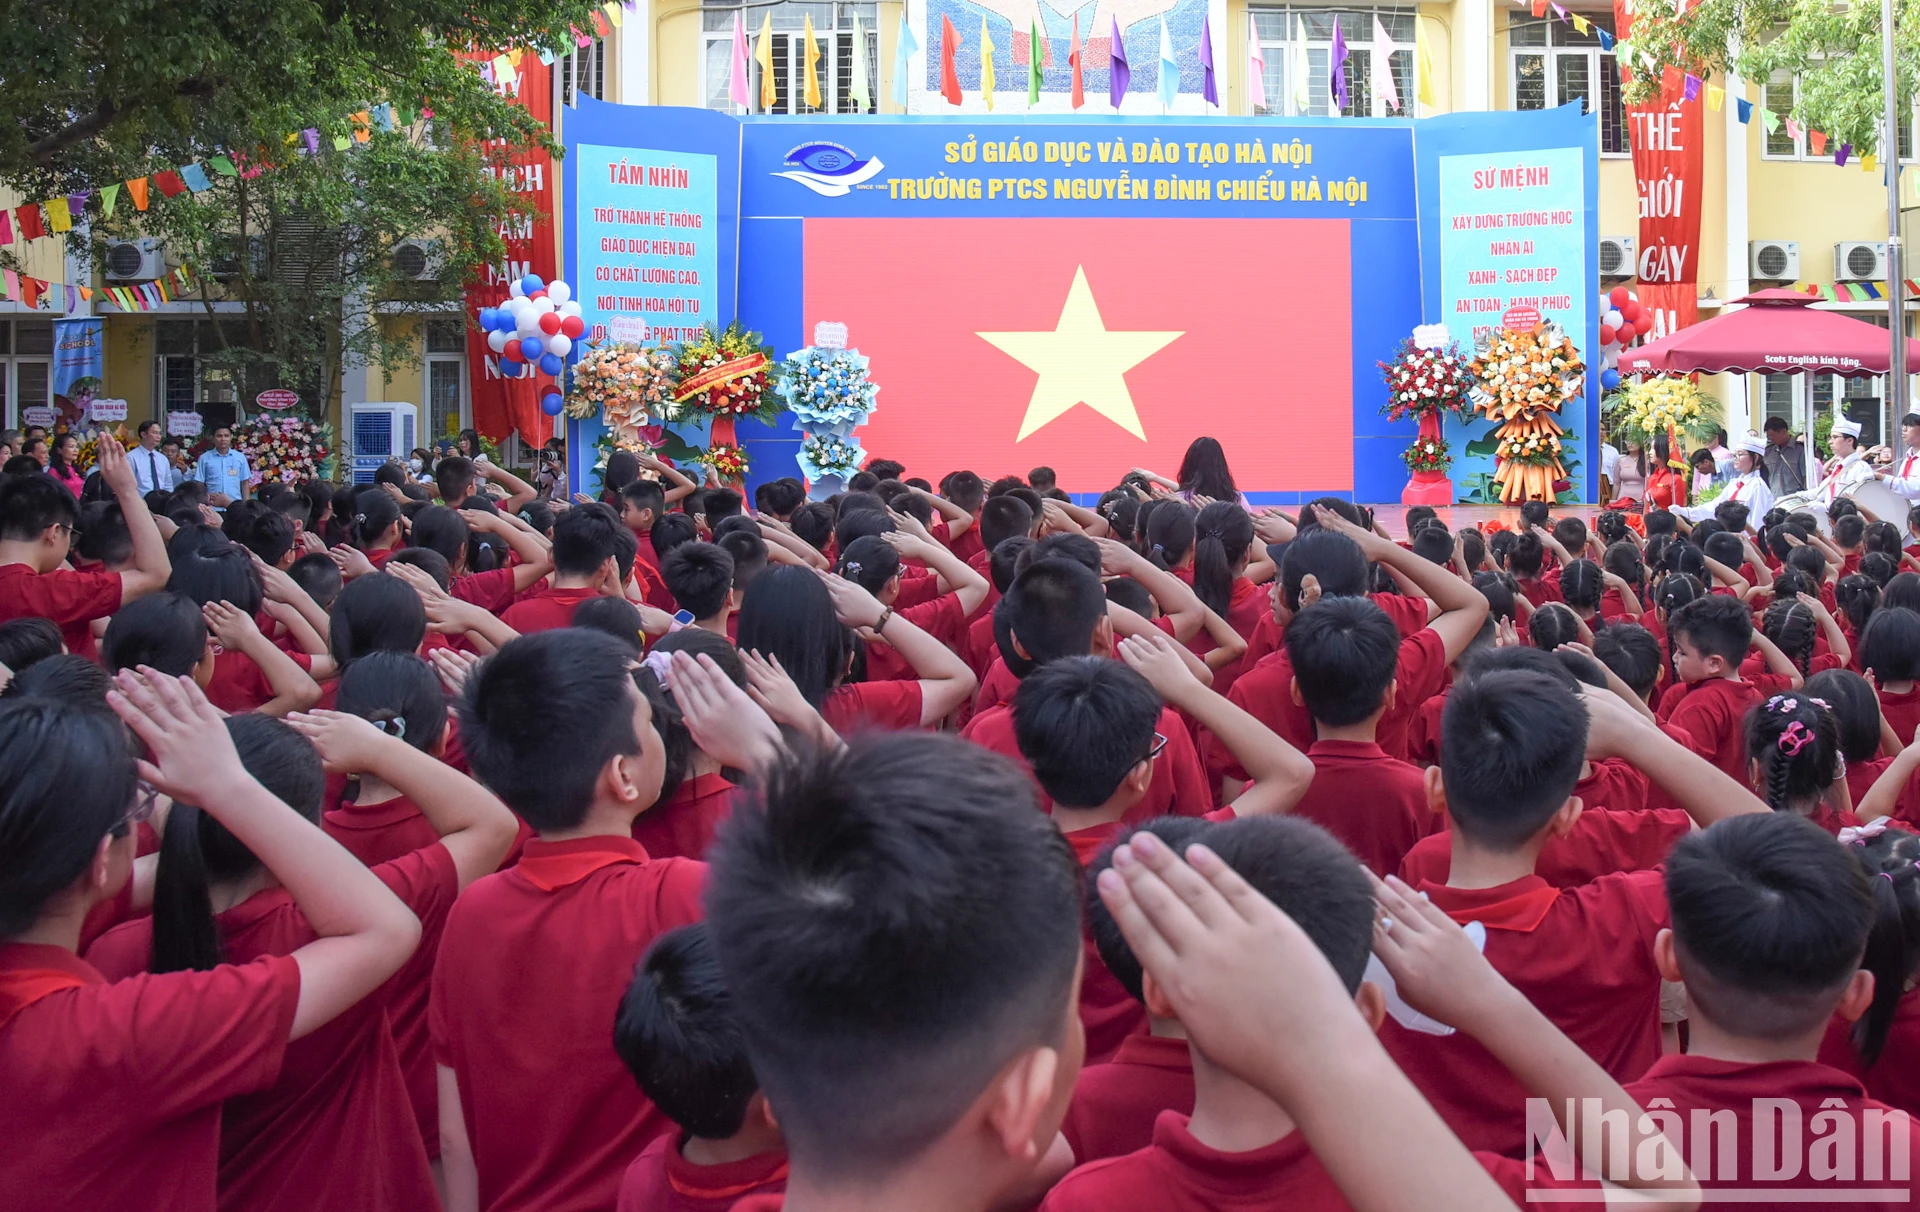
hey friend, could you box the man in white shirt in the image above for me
[1678,432,1773,522]
[1876,412,1920,500]
[128,420,175,495]
[1811,416,1875,507]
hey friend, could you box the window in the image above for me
[425,318,468,440]
[1763,73,1800,158]
[1249,5,1414,118]
[1509,14,1626,155]
[563,38,606,105]
[702,3,879,114]
[153,319,249,428]
[0,319,54,429]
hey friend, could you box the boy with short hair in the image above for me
[705,733,1085,1212]
[942,470,989,563]
[661,541,736,636]
[613,923,786,1212]
[619,478,674,610]
[433,631,707,1212]
[502,504,623,633]
[1664,593,1800,779]
[1626,812,1920,1198]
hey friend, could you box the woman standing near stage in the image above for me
[1131,436,1253,507]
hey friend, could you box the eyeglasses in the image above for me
[112,780,161,838]
[1142,732,1168,764]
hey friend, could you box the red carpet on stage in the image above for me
[802,217,1354,489]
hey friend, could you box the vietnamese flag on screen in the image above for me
[802,217,1353,493]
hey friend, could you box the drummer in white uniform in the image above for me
[1811,416,1876,506]
[1678,432,1773,523]
[1876,412,1920,500]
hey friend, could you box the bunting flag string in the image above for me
[1,262,198,312]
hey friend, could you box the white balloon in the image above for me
[487,330,509,353]
[547,333,572,357]
[517,311,541,337]
[508,281,525,299]
[548,281,572,305]
[534,296,556,314]
[559,300,583,318]
[1605,309,1624,329]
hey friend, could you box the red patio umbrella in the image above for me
[1622,288,1920,377]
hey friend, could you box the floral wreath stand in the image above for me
[1402,413,1456,506]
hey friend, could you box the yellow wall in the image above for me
[103,318,155,419]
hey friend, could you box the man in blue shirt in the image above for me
[128,420,176,495]
[193,425,251,506]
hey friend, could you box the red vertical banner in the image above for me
[1628,94,1705,337]
[463,57,558,449]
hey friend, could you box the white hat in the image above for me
[1833,417,1863,440]
[1737,432,1768,456]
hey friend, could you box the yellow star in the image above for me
[978,266,1183,441]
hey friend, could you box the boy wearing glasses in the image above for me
[1011,629,1313,1063]
[0,434,169,658]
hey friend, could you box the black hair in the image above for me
[1602,541,1645,598]
[328,572,426,665]
[621,477,667,522]
[373,460,409,489]
[149,716,324,973]
[1838,574,1884,638]
[1459,527,1487,571]
[1143,500,1196,572]
[434,457,476,507]
[102,592,208,676]
[410,505,470,568]
[1508,531,1546,577]
[704,733,1078,1176]
[755,477,805,518]
[1559,558,1604,612]
[1190,502,1253,617]
[1701,531,1745,572]
[336,652,446,756]
[1471,570,1517,624]
[289,552,343,612]
[1861,606,1920,683]
[166,542,263,616]
[835,534,901,599]
[1280,529,1369,611]
[1175,436,1239,502]
[1851,827,1920,1066]
[1409,527,1453,568]
[865,458,906,482]
[788,502,834,553]
[716,530,770,593]
[614,923,760,1140]
[711,515,760,542]
[663,541,736,621]
[1864,520,1904,557]
[519,500,555,537]
[1104,576,1154,619]
[1551,517,1587,553]
[1001,557,1107,667]
[552,503,623,579]
[1714,499,1751,536]
[1595,510,1630,547]
[0,699,137,936]
[601,452,641,500]
[1518,500,1551,530]
[1834,513,1867,550]
[736,566,851,708]
[458,631,649,831]
[1670,593,1753,667]
[1642,508,1677,538]
[1527,601,1584,651]
[703,487,744,523]
[977,497,1034,554]
[570,595,647,655]
[4,654,112,711]
[1085,816,1215,1001]
[1286,596,1400,727]
[74,501,132,567]
[652,626,747,689]
[989,536,1035,593]
[1592,622,1662,699]
[0,617,62,675]
[1404,505,1437,532]
[1440,669,1587,849]
[387,547,452,592]
[1784,544,1828,584]
[1097,491,1140,544]
[1887,572,1920,615]
[649,511,700,564]
[1861,551,1902,589]
[943,470,985,512]
[0,473,78,543]
[1804,669,1882,765]
[1666,813,1873,1040]
[1744,693,1842,815]
[351,489,403,549]
[1760,599,1819,676]
[1204,816,1375,991]
[1012,656,1161,808]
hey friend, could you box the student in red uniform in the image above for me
[705,733,1087,1212]
[1667,593,1799,780]
[839,530,989,682]
[1743,693,1859,835]
[322,652,451,867]
[1506,530,1562,605]
[1280,595,1464,875]
[734,564,975,733]
[629,632,752,861]
[501,504,624,634]
[613,924,787,1212]
[431,630,711,1212]
[0,673,420,1212]
[88,709,514,1212]
[411,504,554,614]
[1380,670,1769,1154]
[1861,607,1920,744]
[351,490,406,568]
[1627,813,1920,1200]
[1061,816,1211,1165]
[934,473,986,563]
[615,478,674,610]
[662,541,736,637]
[1808,668,1897,809]
[1818,824,1920,1117]
[0,436,169,655]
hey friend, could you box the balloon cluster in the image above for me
[1595,286,1650,392]
[479,275,586,417]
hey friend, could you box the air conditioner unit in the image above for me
[1749,240,1800,282]
[104,238,164,281]
[390,239,443,281]
[1836,241,1888,282]
[1598,236,1636,279]
[348,402,419,484]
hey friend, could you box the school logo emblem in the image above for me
[774,142,885,197]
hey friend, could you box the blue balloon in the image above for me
[478,307,497,331]
[541,392,565,417]
[519,336,545,361]
[539,353,564,375]
[1600,368,1621,390]
[492,310,517,332]
[520,274,545,295]
[499,356,523,378]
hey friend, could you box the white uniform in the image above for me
[1677,470,1774,522]
[1812,450,1875,506]
[1883,448,1920,501]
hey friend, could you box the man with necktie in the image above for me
[128,420,175,495]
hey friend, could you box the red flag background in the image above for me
[802,217,1353,492]
[1627,94,1704,337]
[463,58,558,449]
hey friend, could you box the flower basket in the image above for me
[231,416,334,486]
[568,343,679,441]
[1470,323,1585,504]
[671,323,781,426]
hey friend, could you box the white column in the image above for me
[1724,52,1752,438]
[619,16,650,105]
[1460,0,1491,111]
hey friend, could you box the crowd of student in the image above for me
[2,427,1919,1212]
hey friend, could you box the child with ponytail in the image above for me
[1743,693,1855,834]
[1816,823,1920,1116]
[1807,669,1899,810]
[323,652,453,867]
[1746,595,1848,682]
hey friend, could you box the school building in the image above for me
[4,0,1911,464]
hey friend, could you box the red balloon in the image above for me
[1622,301,1645,324]
[1599,324,1617,345]
[1609,286,1631,308]
[1616,322,1636,343]
[560,315,586,338]
[528,290,547,300]
[538,312,563,335]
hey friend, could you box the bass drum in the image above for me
[1771,490,1828,533]
[1847,478,1910,527]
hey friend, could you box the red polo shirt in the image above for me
[0,561,122,657]
[631,772,737,861]
[501,586,599,634]
[1061,1033,1196,1165]
[1819,996,1920,1118]
[615,1135,787,1212]
[1379,869,1668,1154]
[1060,818,1147,1063]
[1572,757,1649,814]
[944,523,985,566]
[1038,1111,1352,1212]
[431,835,705,1212]
[1289,739,1438,876]
[1398,808,1693,890]
[864,592,968,682]
[1878,685,1920,747]
[322,790,440,870]
[0,943,299,1212]
[453,567,520,615]
[1844,755,1893,815]
[88,844,453,1208]
[1667,676,1764,782]
[892,568,943,609]
[962,702,1212,822]
[820,679,923,733]
[203,648,280,714]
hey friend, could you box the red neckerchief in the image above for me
[514,836,649,893]
[1419,879,1563,932]
[0,969,86,1032]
